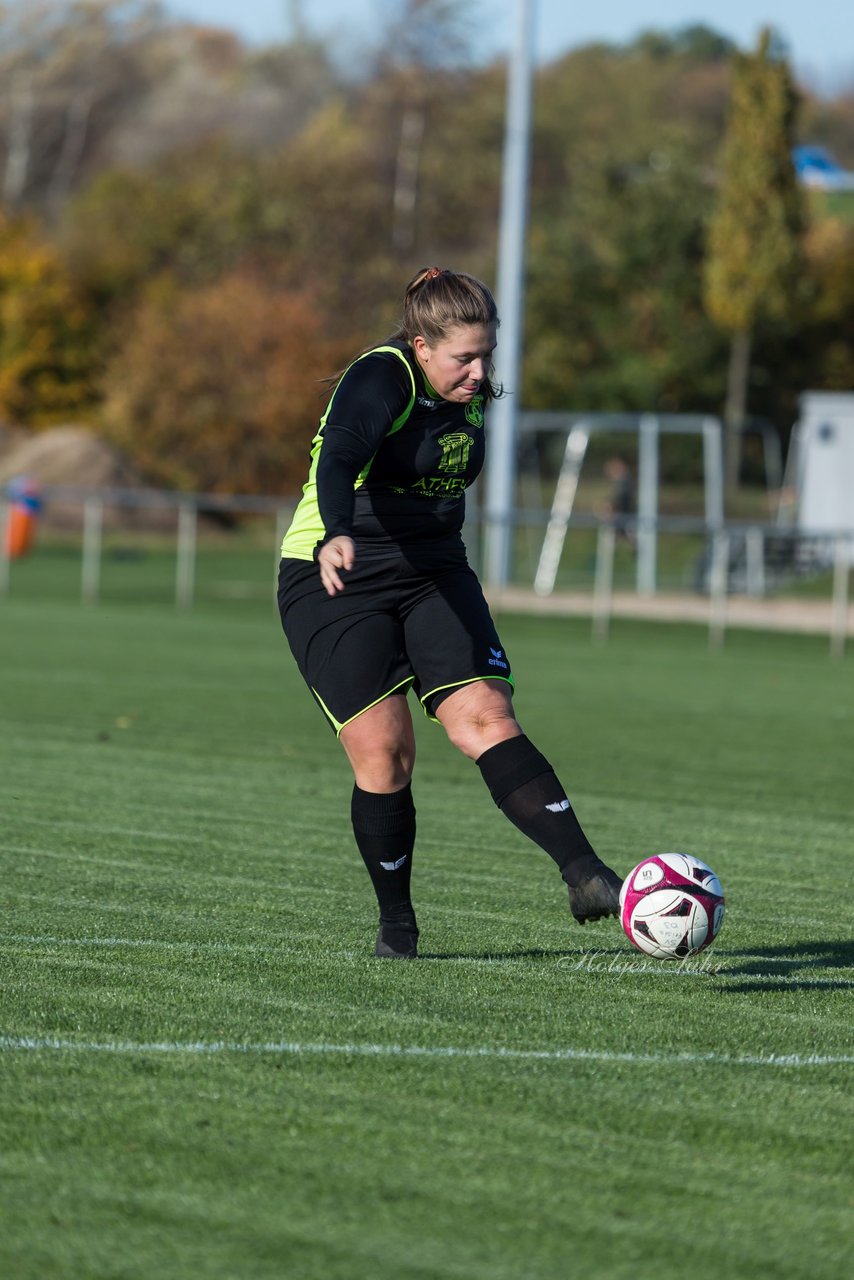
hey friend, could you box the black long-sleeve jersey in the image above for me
[280,341,487,561]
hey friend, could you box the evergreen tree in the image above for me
[703,27,807,491]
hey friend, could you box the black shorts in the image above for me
[278,552,513,735]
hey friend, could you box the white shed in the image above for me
[797,392,854,561]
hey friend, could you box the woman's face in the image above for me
[412,323,497,403]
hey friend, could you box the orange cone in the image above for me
[4,505,36,557]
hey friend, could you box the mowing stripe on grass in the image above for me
[2,934,852,985]
[1,932,271,953]
[1,1035,851,1069]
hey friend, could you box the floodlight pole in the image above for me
[484,0,535,590]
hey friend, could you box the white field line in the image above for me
[0,1034,850,1069]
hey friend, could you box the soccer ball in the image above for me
[619,853,725,960]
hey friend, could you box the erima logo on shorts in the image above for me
[380,855,408,871]
[546,799,570,812]
[488,647,508,669]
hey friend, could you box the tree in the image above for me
[521,36,734,419]
[628,24,737,63]
[0,211,94,423]
[703,28,807,491]
[524,145,727,418]
[100,273,347,495]
[367,0,476,257]
[800,217,854,391]
[0,2,343,221]
[63,140,272,308]
[0,1,166,218]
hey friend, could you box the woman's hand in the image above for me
[317,535,355,596]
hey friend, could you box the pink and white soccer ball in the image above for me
[619,853,725,960]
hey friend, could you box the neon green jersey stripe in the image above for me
[281,346,416,561]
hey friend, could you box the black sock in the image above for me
[351,784,417,929]
[476,735,602,887]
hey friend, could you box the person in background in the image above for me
[602,454,635,544]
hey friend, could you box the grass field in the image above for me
[1,585,852,1279]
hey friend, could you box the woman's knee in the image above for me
[339,696,415,791]
[436,682,520,759]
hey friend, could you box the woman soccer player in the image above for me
[278,266,623,958]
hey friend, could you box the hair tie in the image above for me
[424,267,444,281]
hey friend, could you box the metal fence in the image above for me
[2,483,851,657]
[0,485,295,609]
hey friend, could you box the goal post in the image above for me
[529,413,725,597]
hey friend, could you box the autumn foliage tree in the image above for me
[0,211,94,424]
[100,274,346,494]
[2,11,852,486]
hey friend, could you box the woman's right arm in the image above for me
[314,352,411,594]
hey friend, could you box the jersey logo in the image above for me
[412,476,467,496]
[437,432,474,473]
[465,395,485,428]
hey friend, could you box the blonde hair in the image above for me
[397,266,498,341]
[392,266,502,399]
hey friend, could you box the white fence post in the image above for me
[592,523,616,642]
[745,526,765,597]
[81,497,103,605]
[831,535,849,661]
[702,417,725,528]
[636,414,659,596]
[175,502,197,610]
[708,530,729,648]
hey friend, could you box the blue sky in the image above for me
[163,0,854,90]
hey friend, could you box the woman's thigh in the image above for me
[279,557,414,736]
[401,565,514,718]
